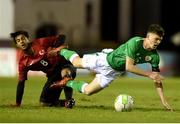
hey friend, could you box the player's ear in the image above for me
[146,33,151,40]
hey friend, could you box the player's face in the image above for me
[147,33,162,50]
[15,34,29,50]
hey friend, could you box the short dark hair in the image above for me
[147,24,165,37]
[10,30,29,43]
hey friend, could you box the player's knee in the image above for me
[72,57,83,68]
[61,66,76,79]
[71,62,78,68]
[61,68,71,77]
[83,90,94,96]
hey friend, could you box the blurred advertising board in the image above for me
[0,48,17,77]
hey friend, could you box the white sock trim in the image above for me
[81,83,88,93]
[69,54,79,63]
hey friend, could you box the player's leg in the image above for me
[39,63,72,107]
[50,70,102,95]
[83,73,116,95]
[61,64,76,108]
[81,77,102,95]
[66,52,110,95]
[51,53,114,95]
[63,86,73,100]
[62,79,100,95]
[39,79,63,106]
[40,78,75,107]
[60,64,76,96]
[66,73,113,95]
[59,49,83,68]
[63,86,75,108]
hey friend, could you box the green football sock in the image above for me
[59,49,77,61]
[66,80,86,93]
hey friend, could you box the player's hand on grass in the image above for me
[166,107,173,111]
[163,102,173,111]
[164,105,173,111]
[10,103,21,107]
[160,99,173,111]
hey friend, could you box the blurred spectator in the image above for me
[171,32,180,76]
[35,23,58,38]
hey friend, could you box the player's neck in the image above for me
[24,46,34,56]
[143,39,151,51]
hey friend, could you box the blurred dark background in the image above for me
[0,0,180,76]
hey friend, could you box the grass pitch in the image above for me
[0,75,180,123]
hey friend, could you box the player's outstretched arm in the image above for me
[154,81,173,111]
[126,57,164,83]
[11,80,25,107]
[126,56,150,76]
[47,45,68,58]
[46,34,68,57]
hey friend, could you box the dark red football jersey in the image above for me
[18,36,69,81]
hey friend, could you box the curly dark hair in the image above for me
[10,30,29,43]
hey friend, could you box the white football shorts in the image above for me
[82,50,123,88]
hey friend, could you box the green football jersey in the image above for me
[106,36,160,71]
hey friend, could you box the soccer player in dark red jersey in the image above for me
[10,30,76,108]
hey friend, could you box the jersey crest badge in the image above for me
[39,50,45,55]
[145,56,151,61]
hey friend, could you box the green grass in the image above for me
[0,75,180,123]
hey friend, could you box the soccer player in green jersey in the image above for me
[51,24,173,111]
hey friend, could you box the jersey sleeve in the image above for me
[126,37,139,60]
[150,53,160,72]
[18,62,28,81]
